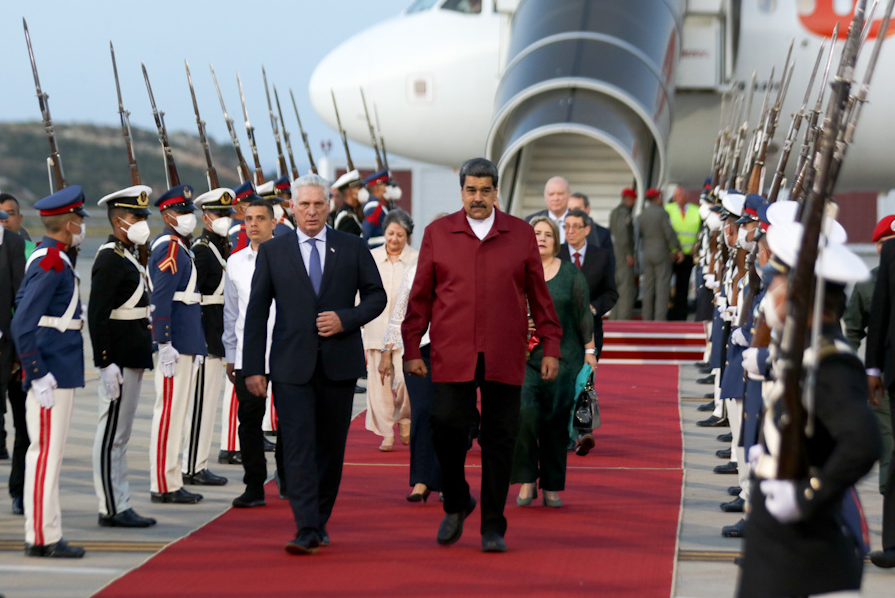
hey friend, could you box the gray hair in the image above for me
[291,173,330,196]
[384,208,414,235]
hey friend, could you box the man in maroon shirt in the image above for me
[403,157,562,553]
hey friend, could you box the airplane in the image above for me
[309,0,895,228]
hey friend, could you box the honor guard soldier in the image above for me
[228,180,255,255]
[11,185,89,558]
[181,188,235,487]
[361,169,391,248]
[273,174,296,232]
[331,169,364,237]
[89,185,157,528]
[258,180,293,237]
[609,187,636,319]
[148,184,208,504]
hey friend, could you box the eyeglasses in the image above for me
[562,224,586,231]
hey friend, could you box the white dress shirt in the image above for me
[551,209,569,244]
[466,210,496,241]
[296,225,327,275]
[222,244,275,371]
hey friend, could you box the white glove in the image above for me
[158,343,180,378]
[731,327,749,347]
[707,279,720,290]
[31,372,58,409]
[99,364,123,400]
[704,274,716,287]
[760,479,802,523]
[748,443,766,470]
[742,348,761,377]
[726,305,738,319]
[195,355,205,366]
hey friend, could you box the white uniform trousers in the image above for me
[726,396,751,501]
[262,382,278,433]
[219,377,240,452]
[712,368,724,418]
[702,321,712,362]
[24,387,75,546]
[93,367,143,516]
[150,356,196,493]
[364,349,410,438]
[183,356,224,474]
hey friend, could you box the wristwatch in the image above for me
[584,348,596,355]
[380,347,392,354]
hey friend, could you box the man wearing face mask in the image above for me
[11,185,89,558]
[180,188,235,488]
[147,185,208,504]
[89,186,156,528]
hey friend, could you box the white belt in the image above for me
[173,292,201,305]
[110,306,151,320]
[38,316,83,331]
[200,295,225,306]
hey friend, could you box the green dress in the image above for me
[511,260,592,490]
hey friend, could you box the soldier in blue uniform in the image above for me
[89,185,157,528]
[148,184,208,504]
[361,169,391,248]
[181,187,235,487]
[273,174,296,233]
[11,185,88,558]
[228,180,255,255]
[258,179,294,237]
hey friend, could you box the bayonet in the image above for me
[290,88,317,174]
[186,60,219,191]
[360,87,384,170]
[262,67,289,179]
[24,19,66,193]
[142,62,179,188]
[237,72,265,185]
[210,64,252,183]
[274,85,299,179]
[331,90,355,171]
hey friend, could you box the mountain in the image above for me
[0,122,276,205]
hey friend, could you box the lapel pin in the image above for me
[330,247,335,253]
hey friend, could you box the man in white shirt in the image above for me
[223,200,277,508]
[525,176,571,244]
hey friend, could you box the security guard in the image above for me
[228,180,255,254]
[664,184,702,320]
[331,169,363,237]
[148,184,207,504]
[11,185,88,558]
[361,169,390,248]
[609,187,636,319]
[90,185,157,528]
[181,187,235,487]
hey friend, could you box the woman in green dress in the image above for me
[512,216,596,507]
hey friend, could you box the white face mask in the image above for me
[760,287,784,330]
[724,224,736,248]
[285,205,293,217]
[210,216,232,237]
[120,219,151,246]
[172,213,197,237]
[358,188,370,204]
[69,221,86,247]
[273,205,285,222]
[737,227,755,251]
[384,185,402,201]
[705,211,722,232]
[698,203,711,220]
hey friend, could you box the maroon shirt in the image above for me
[402,209,562,385]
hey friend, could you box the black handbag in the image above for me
[573,370,600,432]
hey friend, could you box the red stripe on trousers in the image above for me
[156,376,172,493]
[33,407,51,545]
[227,387,238,450]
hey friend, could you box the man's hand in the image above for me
[226,363,236,385]
[158,343,179,378]
[246,374,268,397]
[405,358,428,377]
[760,479,802,524]
[868,375,884,407]
[316,311,344,337]
[378,350,393,384]
[32,372,58,409]
[541,356,559,381]
[626,254,635,268]
[673,251,684,263]
[99,364,123,401]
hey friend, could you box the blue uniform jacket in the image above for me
[149,228,207,356]
[720,278,751,400]
[742,284,767,451]
[11,236,84,391]
[362,197,388,248]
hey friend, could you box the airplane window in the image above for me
[441,0,483,14]
[406,0,440,13]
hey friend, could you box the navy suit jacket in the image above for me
[242,227,386,385]
[559,243,618,352]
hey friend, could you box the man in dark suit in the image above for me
[569,192,615,267]
[243,173,386,555]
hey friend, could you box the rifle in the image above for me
[236,73,265,186]
[274,85,299,179]
[210,64,252,183]
[360,88,384,170]
[290,89,317,174]
[776,0,866,480]
[23,19,66,193]
[331,90,355,171]
[262,67,289,179]
[142,63,179,188]
[374,103,390,172]
[185,61,219,191]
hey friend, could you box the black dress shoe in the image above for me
[694,361,709,368]
[232,491,266,508]
[697,415,728,427]
[183,469,228,486]
[319,525,330,547]
[717,432,733,442]
[437,496,476,545]
[722,518,746,538]
[699,366,713,375]
[11,495,23,515]
[481,531,507,553]
[575,433,595,456]
[25,538,85,558]
[696,401,715,412]
[285,528,320,555]
[703,392,715,399]
[716,447,731,459]
[263,436,276,452]
[151,488,203,504]
[714,461,738,474]
[218,450,243,465]
[354,385,365,394]
[869,549,895,568]
[99,508,157,527]
[697,375,715,385]
[720,496,745,512]
[727,485,742,496]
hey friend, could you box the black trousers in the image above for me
[883,382,895,549]
[668,254,694,321]
[272,360,355,533]
[234,371,282,497]
[432,353,521,536]
[6,375,28,498]
[406,345,441,490]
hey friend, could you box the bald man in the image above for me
[525,176,570,244]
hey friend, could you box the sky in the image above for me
[2,0,413,170]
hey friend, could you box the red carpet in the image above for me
[96,365,682,598]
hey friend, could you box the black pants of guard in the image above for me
[235,371,268,498]
[432,353,521,537]
[5,376,28,499]
[669,254,694,321]
[407,345,441,491]
[272,361,355,533]
[883,381,895,549]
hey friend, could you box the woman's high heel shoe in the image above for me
[542,492,562,508]
[406,488,431,503]
[516,485,538,506]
